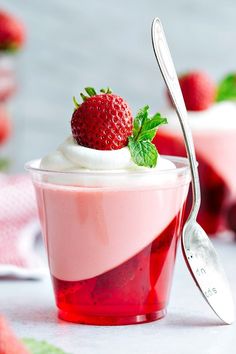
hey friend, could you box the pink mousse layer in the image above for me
[35,182,189,281]
[160,129,236,195]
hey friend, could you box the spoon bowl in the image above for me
[182,221,234,324]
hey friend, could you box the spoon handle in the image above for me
[151,17,201,220]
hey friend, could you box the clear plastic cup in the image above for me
[26,156,190,325]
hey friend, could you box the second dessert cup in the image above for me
[154,101,236,235]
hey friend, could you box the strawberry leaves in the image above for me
[128,106,167,168]
[73,87,113,108]
[216,73,236,102]
[73,96,80,109]
[100,87,112,94]
[85,87,97,97]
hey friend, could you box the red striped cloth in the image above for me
[0,174,46,279]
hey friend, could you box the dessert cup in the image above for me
[26,156,190,325]
[154,102,236,236]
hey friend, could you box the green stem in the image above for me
[73,96,80,109]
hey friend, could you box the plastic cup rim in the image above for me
[25,155,191,177]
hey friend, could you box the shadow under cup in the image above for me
[26,156,190,326]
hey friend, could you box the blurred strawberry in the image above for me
[0,10,25,52]
[0,106,11,144]
[167,71,216,111]
[0,315,30,354]
[179,71,216,111]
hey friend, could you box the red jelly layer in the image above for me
[52,209,185,326]
[154,133,229,235]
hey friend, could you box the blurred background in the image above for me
[1,0,236,171]
[0,3,236,346]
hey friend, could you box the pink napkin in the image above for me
[0,174,47,279]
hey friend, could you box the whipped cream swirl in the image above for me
[40,136,175,172]
[164,102,236,131]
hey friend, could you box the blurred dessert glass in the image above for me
[154,72,236,236]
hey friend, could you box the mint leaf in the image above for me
[128,138,158,168]
[133,105,149,137]
[128,106,167,168]
[216,73,236,102]
[23,338,68,354]
[136,129,157,142]
[138,116,168,141]
[143,113,167,130]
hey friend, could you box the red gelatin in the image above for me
[52,211,185,326]
[154,132,229,236]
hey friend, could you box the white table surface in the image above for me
[0,238,235,354]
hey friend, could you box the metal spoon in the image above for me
[151,17,234,324]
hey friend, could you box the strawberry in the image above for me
[0,316,30,354]
[71,87,133,150]
[0,107,11,145]
[0,11,25,51]
[174,71,216,111]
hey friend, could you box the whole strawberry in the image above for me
[178,71,216,111]
[0,11,25,52]
[71,87,167,167]
[0,316,30,354]
[71,87,133,150]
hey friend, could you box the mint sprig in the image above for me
[216,73,236,102]
[23,338,68,354]
[128,106,167,168]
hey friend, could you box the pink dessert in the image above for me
[154,72,236,236]
[27,87,191,325]
[155,120,236,235]
[33,162,189,325]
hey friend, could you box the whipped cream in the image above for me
[163,101,236,131]
[37,136,187,188]
[40,135,175,172]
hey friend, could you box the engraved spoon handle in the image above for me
[151,17,201,221]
